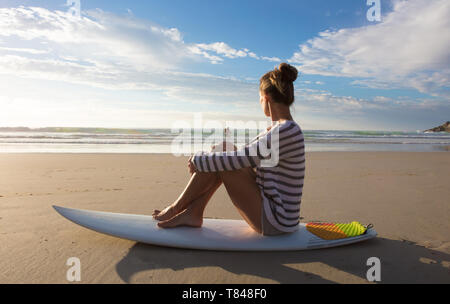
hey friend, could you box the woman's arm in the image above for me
[191,130,273,173]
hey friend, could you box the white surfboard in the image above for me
[53,206,377,251]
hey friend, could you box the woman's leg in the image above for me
[153,171,221,221]
[218,168,262,233]
[157,167,263,234]
[154,142,236,221]
[157,175,222,228]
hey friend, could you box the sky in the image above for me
[0,0,449,131]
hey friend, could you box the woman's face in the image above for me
[260,91,271,117]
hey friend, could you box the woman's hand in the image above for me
[211,141,237,152]
[188,155,197,175]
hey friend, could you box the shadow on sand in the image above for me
[115,237,450,284]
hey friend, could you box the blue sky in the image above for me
[0,0,448,131]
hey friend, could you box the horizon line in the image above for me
[0,125,433,133]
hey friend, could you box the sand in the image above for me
[0,152,449,284]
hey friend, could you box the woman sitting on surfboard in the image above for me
[153,63,305,236]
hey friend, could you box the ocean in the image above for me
[0,128,449,154]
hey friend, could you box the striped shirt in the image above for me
[192,120,305,233]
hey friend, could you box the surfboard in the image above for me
[53,205,377,251]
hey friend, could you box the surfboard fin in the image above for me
[306,221,371,240]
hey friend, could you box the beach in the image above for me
[0,152,449,284]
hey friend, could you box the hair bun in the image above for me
[260,63,298,106]
[278,63,298,83]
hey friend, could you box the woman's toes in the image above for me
[157,219,174,228]
[157,211,186,228]
[157,215,180,228]
[154,204,182,221]
[157,209,202,228]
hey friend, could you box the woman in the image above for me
[153,63,305,236]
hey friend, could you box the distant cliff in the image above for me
[424,121,450,133]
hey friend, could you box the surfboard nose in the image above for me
[53,205,63,213]
[53,205,72,216]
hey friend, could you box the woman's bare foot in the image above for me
[153,203,183,221]
[157,207,203,228]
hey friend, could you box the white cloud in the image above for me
[295,88,371,113]
[0,6,267,105]
[260,56,281,62]
[0,6,278,73]
[289,0,450,97]
[0,46,49,54]
[0,6,281,102]
[293,86,450,115]
[291,87,450,130]
[191,42,282,63]
[1,5,447,131]
[186,45,224,64]
[299,80,325,85]
[194,42,247,59]
[0,6,192,71]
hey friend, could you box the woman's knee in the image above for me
[217,168,254,183]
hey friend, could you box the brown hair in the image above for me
[260,63,298,106]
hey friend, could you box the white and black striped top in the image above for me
[192,120,305,233]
